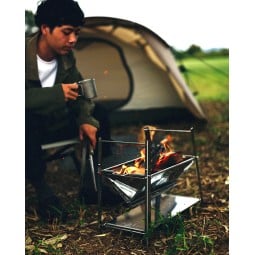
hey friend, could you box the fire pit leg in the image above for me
[190,127,204,203]
[97,138,103,229]
[144,127,153,245]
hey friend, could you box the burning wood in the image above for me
[114,165,146,175]
[153,151,183,171]
[113,126,184,175]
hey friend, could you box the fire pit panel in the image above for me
[101,155,195,204]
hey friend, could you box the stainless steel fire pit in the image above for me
[97,127,203,242]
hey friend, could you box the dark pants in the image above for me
[25,103,111,185]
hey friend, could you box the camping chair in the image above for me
[41,137,97,195]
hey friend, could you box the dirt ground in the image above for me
[25,101,229,255]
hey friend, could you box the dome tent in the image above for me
[73,16,207,125]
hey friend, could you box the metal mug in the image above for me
[77,78,97,99]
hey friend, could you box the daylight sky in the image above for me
[24,0,231,51]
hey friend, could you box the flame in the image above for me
[113,132,182,175]
[160,134,174,152]
[137,125,156,143]
[134,148,145,168]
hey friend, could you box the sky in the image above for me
[24,0,231,51]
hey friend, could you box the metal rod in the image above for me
[79,140,87,194]
[144,127,152,244]
[138,128,192,133]
[97,137,103,228]
[100,139,144,145]
[190,127,204,203]
[85,140,97,192]
[104,223,145,235]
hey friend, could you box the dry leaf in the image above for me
[43,233,68,245]
[94,233,110,237]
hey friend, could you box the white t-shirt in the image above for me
[37,55,58,88]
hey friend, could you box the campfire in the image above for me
[113,126,184,175]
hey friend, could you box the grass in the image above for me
[177,56,229,102]
[147,212,215,255]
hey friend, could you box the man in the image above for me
[25,0,99,222]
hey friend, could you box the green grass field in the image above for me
[177,56,229,102]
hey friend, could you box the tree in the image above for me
[25,10,37,36]
[186,44,202,56]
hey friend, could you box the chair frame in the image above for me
[41,138,89,193]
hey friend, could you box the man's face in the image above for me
[43,25,81,55]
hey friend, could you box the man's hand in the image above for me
[79,124,98,149]
[62,83,79,101]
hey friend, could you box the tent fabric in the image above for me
[73,16,206,124]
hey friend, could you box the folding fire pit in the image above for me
[97,127,203,243]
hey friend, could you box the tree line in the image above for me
[25,10,228,58]
[170,45,229,60]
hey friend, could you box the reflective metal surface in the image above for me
[78,78,97,99]
[102,156,195,204]
[104,194,200,232]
